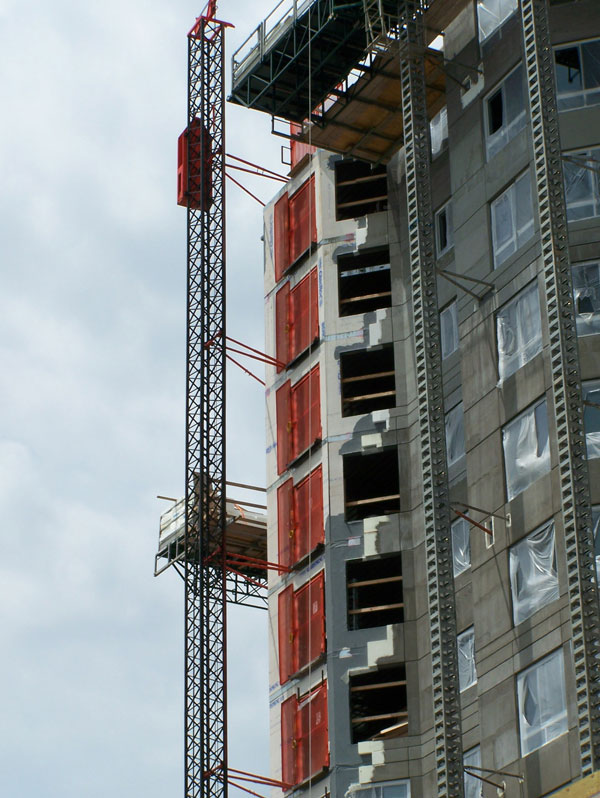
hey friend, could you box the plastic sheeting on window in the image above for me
[477,0,518,42]
[555,39,600,111]
[452,517,471,577]
[592,506,600,585]
[445,402,465,467]
[457,627,477,692]
[463,746,483,798]
[486,63,526,160]
[517,648,567,756]
[509,520,559,625]
[496,282,542,381]
[583,381,600,459]
[430,105,448,157]
[564,148,600,222]
[503,399,550,501]
[573,261,600,335]
[440,301,459,359]
[347,782,410,798]
[491,171,534,267]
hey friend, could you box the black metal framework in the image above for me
[185,14,228,798]
[399,2,463,796]
[520,0,600,774]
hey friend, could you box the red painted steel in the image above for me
[290,123,316,170]
[289,175,317,265]
[274,193,289,282]
[295,571,325,673]
[290,268,318,362]
[294,465,324,562]
[275,281,290,371]
[276,381,291,475]
[277,478,294,568]
[278,585,295,685]
[296,683,329,783]
[280,695,297,787]
[291,365,321,460]
[177,118,212,210]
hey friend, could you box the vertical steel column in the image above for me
[520,0,600,775]
[398,3,463,796]
[185,16,228,798]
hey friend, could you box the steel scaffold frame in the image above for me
[398,2,463,796]
[185,14,228,798]
[520,0,600,775]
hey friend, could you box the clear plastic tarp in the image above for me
[430,105,448,158]
[445,402,465,467]
[573,261,600,335]
[463,746,483,798]
[593,506,600,584]
[517,649,567,755]
[555,39,600,111]
[452,517,471,577]
[486,63,526,160]
[441,301,459,359]
[477,0,518,42]
[509,520,558,625]
[583,380,600,459]
[496,281,542,381]
[564,148,600,222]
[502,399,550,500]
[457,627,477,692]
[491,171,534,266]
[436,201,454,257]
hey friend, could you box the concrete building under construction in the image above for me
[228,0,600,796]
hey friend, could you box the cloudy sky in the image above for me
[0,1,284,795]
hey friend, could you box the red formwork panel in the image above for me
[277,478,294,569]
[281,695,297,787]
[275,281,290,371]
[289,175,317,265]
[278,585,295,685]
[294,571,325,673]
[276,380,291,475]
[291,365,321,460]
[294,465,324,562]
[296,683,329,784]
[290,267,319,362]
[290,123,316,170]
[177,119,212,210]
[274,192,290,282]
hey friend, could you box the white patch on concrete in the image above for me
[361,433,382,449]
[339,647,352,659]
[366,624,394,666]
[460,66,484,109]
[371,408,390,428]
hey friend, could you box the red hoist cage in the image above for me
[173,1,328,796]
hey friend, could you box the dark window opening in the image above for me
[338,248,391,317]
[487,88,504,134]
[350,665,408,743]
[555,46,582,93]
[343,448,400,521]
[340,345,396,417]
[346,554,404,630]
[335,159,388,220]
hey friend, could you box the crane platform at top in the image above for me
[229,0,471,163]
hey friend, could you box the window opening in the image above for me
[563,148,600,221]
[573,260,600,335]
[349,665,407,743]
[555,39,600,111]
[348,780,410,798]
[457,627,477,692]
[452,516,471,577]
[463,746,483,798]
[346,554,404,630]
[343,448,400,521]
[445,402,465,467]
[509,519,559,626]
[430,105,448,158]
[340,344,396,417]
[435,201,454,257]
[496,281,543,380]
[440,300,459,359]
[502,398,550,501]
[338,248,392,317]
[335,159,388,220]
[491,171,535,267]
[583,380,600,459]
[592,505,600,584]
[485,63,527,159]
[516,649,567,755]
[477,0,518,42]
